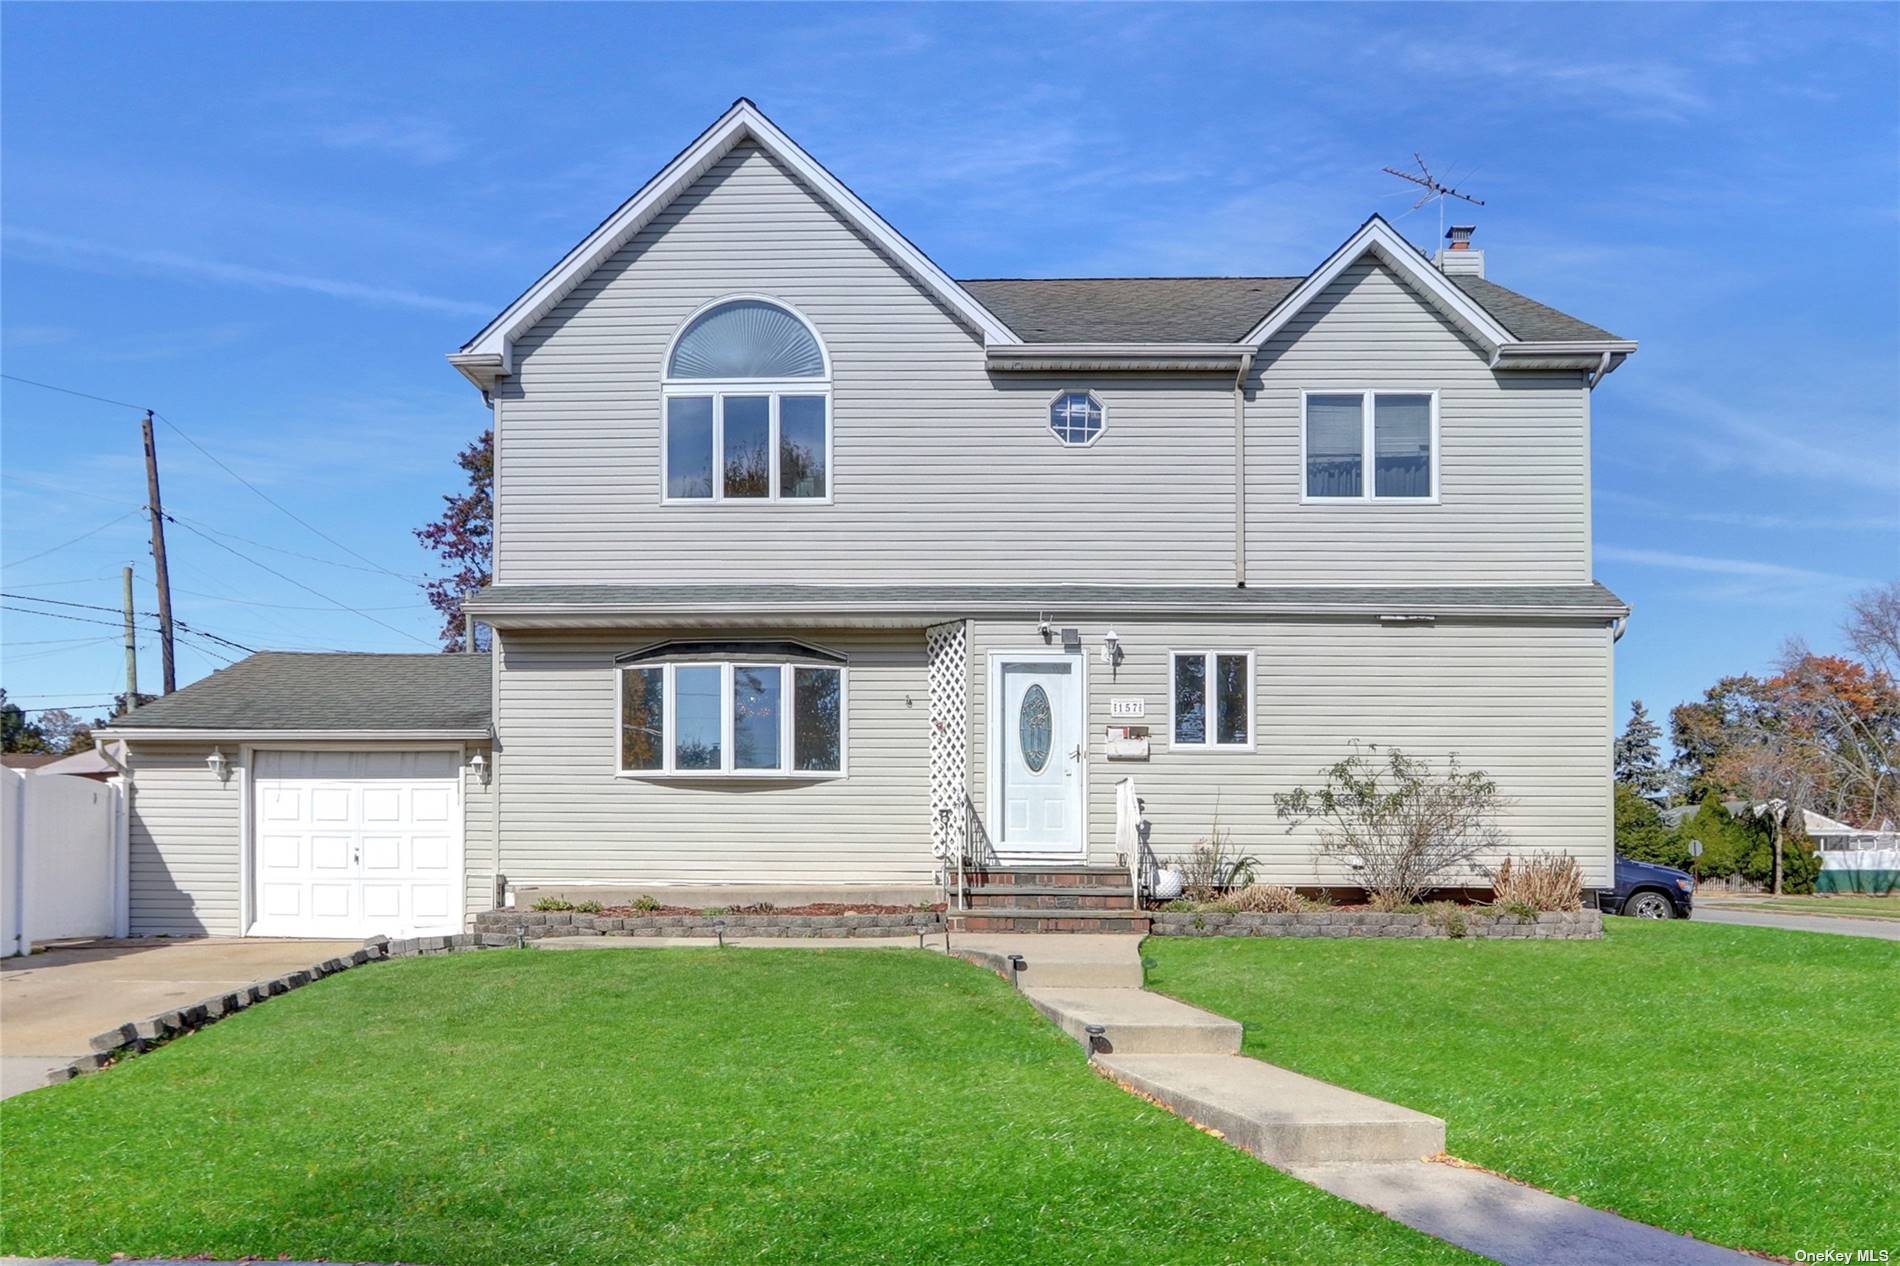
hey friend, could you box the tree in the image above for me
[35,709,83,754]
[68,692,157,754]
[1614,783,1683,867]
[415,428,493,653]
[1273,742,1509,906]
[1613,700,1670,799]
[1845,581,1900,679]
[1,689,51,754]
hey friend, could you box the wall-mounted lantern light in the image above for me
[468,751,491,787]
[1101,628,1122,667]
[205,747,231,784]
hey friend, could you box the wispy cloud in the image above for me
[1597,545,1865,586]
[2,226,492,316]
[1597,488,1900,535]
[1636,384,1900,496]
[310,115,468,166]
[1390,44,1710,122]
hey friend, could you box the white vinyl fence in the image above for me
[2,767,127,956]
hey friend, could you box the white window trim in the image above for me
[1298,389,1440,505]
[660,385,834,506]
[660,294,833,506]
[1166,650,1256,752]
[1046,389,1108,448]
[614,660,848,779]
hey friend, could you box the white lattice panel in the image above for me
[926,620,969,868]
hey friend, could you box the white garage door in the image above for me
[251,750,463,938]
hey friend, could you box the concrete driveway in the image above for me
[1,937,360,1099]
[1693,907,1900,941]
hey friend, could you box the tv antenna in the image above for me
[1382,154,1485,248]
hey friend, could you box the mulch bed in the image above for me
[584,901,947,918]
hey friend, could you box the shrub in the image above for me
[1489,854,1583,912]
[1615,783,1685,867]
[630,894,661,913]
[573,900,604,914]
[1273,742,1509,906]
[1420,901,1468,938]
[531,897,575,912]
[1230,882,1306,913]
[1170,811,1259,902]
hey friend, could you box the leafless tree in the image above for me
[1844,581,1900,679]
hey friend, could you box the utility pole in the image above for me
[141,410,177,694]
[121,565,140,712]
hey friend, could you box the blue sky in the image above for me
[3,2,1896,741]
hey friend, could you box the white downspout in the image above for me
[1233,349,1256,587]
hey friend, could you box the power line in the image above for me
[165,519,434,648]
[152,411,424,586]
[0,372,148,413]
[165,510,426,582]
[1,373,426,586]
[1,597,255,654]
[14,702,118,714]
[3,508,146,569]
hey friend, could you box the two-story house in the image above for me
[101,100,1632,939]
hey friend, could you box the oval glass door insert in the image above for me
[1019,683,1053,773]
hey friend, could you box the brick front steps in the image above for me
[471,910,941,940]
[952,865,1145,933]
[1149,909,1602,939]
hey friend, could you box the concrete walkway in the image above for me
[953,931,1756,1265]
[0,937,361,1099]
[1693,907,1900,940]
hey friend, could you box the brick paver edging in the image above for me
[470,910,943,939]
[1149,909,1602,939]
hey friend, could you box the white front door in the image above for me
[992,655,1086,859]
[250,750,463,938]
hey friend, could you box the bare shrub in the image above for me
[1230,882,1306,913]
[1489,854,1583,912]
[1171,811,1258,902]
[1274,742,1510,907]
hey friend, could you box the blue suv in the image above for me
[1608,856,1696,918]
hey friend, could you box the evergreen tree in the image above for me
[1614,699,1669,798]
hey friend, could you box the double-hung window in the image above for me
[1303,390,1437,501]
[663,298,831,503]
[618,642,846,777]
[1170,651,1253,750]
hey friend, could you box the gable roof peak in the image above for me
[449,100,1018,391]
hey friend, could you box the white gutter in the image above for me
[986,343,1254,373]
[93,728,493,743]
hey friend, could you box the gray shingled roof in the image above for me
[963,278,1302,344]
[961,274,1617,345]
[109,652,491,733]
[1447,276,1619,342]
[466,583,1628,618]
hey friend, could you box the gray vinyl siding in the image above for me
[1246,258,1591,585]
[492,627,933,886]
[462,744,496,924]
[127,743,241,936]
[967,614,1615,887]
[494,141,1235,586]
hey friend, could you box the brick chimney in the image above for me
[1436,224,1484,278]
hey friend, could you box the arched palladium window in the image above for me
[1048,390,1105,446]
[663,298,830,502]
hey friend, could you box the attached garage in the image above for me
[97,653,493,940]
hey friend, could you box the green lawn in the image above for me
[1146,921,1900,1260]
[1,948,1477,1266]
[1702,893,1900,920]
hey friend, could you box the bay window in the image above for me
[618,644,846,777]
[1303,390,1437,501]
